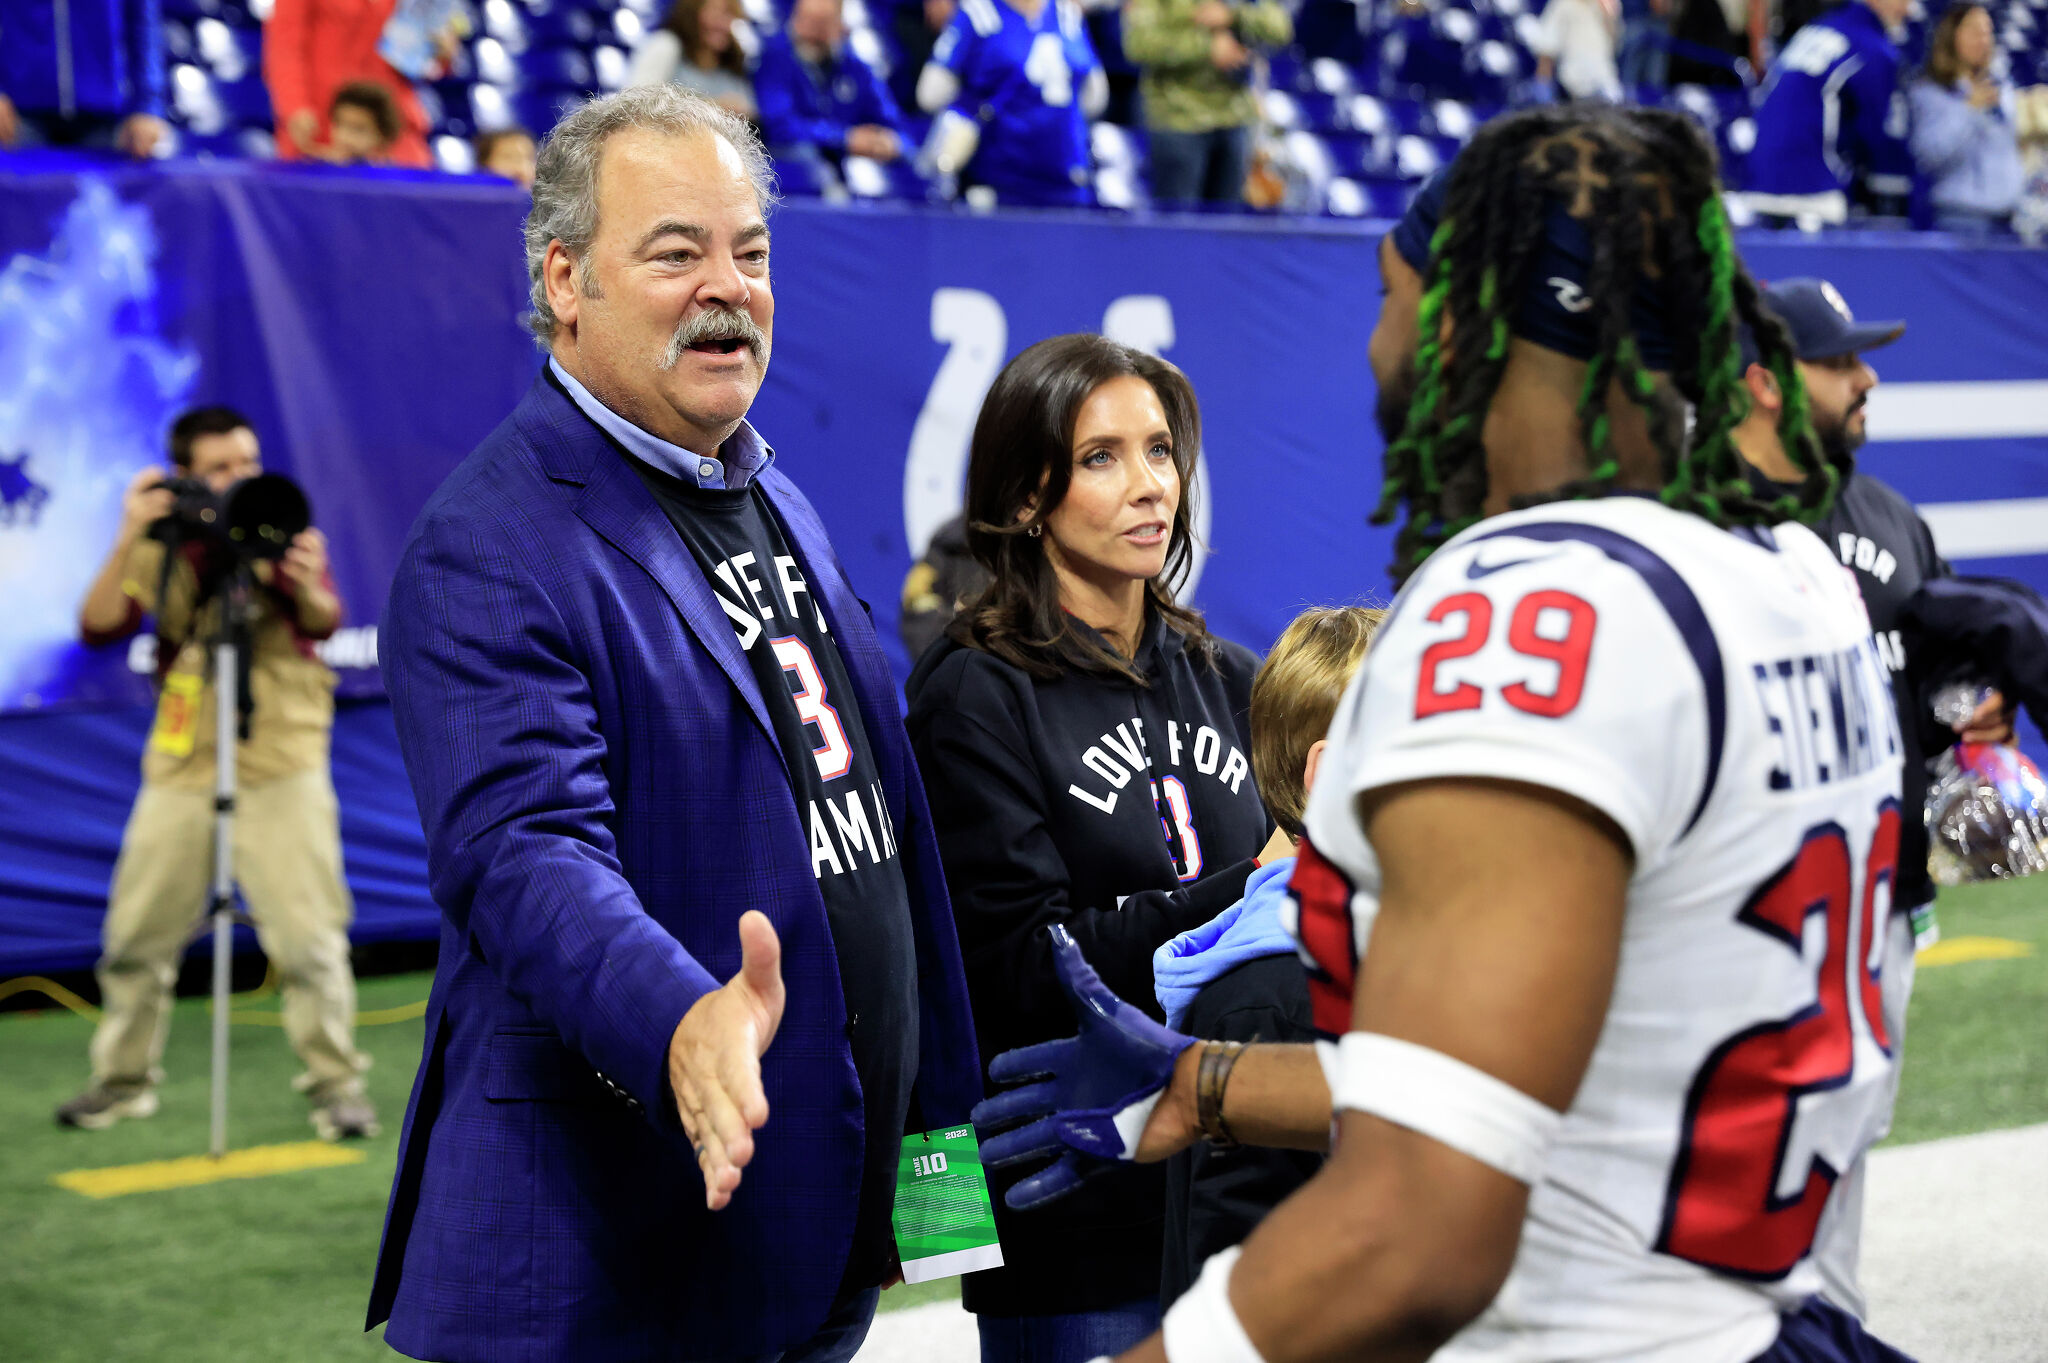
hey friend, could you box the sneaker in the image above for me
[55,1085,159,1130]
[310,1092,380,1142]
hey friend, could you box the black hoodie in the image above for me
[906,612,1270,1316]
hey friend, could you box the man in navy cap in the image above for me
[1732,275,2015,1320]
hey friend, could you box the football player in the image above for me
[973,103,1917,1363]
[915,0,1104,207]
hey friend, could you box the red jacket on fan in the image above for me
[263,0,432,167]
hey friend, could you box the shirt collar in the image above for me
[549,356,774,490]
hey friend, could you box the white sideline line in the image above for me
[1866,382,2048,441]
[1919,498,2048,560]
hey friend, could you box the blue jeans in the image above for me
[1619,15,1671,90]
[692,1287,880,1363]
[1146,126,1250,209]
[977,1297,1161,1363]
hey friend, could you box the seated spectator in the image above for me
[1123,0,1292,209]
[327,81,400,165]
[917,0,1106,208]
[0,0,168,157]
[265,0,432,167]
[474,126,537,186]
[1532,0,1622,102]
[628,0,758,121]
[1909,2,2023,236]
[1746,0,1913,225]
[1152,604,1383,1309]
[755,0,909,174]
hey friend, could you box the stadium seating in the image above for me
[152,0,2048,222]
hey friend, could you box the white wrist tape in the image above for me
[1330,1032,1561,1185]
[1163,1246,1267,1363]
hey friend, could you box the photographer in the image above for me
[56,406,377,1143]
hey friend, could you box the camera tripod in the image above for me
[203,565,256,1160]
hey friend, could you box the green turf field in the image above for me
[4,875,2043,1361]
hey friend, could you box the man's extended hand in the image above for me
[970,926,1198,1209]
[670,910,786,1210]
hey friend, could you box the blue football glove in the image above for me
[970,925,1197,1210]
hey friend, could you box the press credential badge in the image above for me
[893,1126,1003,1283]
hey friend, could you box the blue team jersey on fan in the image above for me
[1748,2,1914,202]
[933,0,1098,207]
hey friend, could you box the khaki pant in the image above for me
[89,765,369,1101]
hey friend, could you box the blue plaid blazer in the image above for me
[370,372,982,1362]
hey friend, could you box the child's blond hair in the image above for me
[1250,606,1386,838]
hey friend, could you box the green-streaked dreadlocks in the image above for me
[1371,105,1842,584]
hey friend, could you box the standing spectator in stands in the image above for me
[265,0,432,168]
[58,406,376,1141]
[1123,0,1291,209]
[1910,2,2022,235]
[1746,0,1914,224]
[1531,0,1622,101]
[906,334,1275,1363]
[755,0,909,175]
[1618,0,1672,92]
[629,0,760,121]
[917,0,1105,207]
[475,125,538,186]
[326,80,400,165]
[0,0,167,157]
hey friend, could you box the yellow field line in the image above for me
[52,1140,366,1199]
[0,975,426,1027]
[1917,935,2036,968]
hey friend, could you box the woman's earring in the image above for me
[1027,525,1042,538]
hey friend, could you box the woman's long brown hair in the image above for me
[661,0,749,76]
[948,333,1217,685]
[1926,3,1990,87]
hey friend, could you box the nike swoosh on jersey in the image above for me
[1465,551,1562,579]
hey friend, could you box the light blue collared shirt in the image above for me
[549,357,774,491]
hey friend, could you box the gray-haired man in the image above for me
[370,85,983,1362]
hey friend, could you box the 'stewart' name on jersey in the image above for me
[1288,498,1904,1363]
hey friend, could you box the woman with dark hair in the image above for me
[1910,1,2022,235]
[906,334,1280,1363]
[628,0,758,120]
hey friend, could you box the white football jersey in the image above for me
[1290,497,1906,1363]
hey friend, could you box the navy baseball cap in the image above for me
[1389,167,1678,370]
[1750,278,1906,363]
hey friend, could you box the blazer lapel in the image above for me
[572,449,776,745]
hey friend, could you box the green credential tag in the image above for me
[893,1125,1004,1283]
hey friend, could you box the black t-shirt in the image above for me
[906,615,1269,1316]
[633,459,918,1292]
[1762,470,1951,909]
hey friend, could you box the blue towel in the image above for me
[1153,857,1302,1031]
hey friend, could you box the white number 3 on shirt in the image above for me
[771,635,854,781]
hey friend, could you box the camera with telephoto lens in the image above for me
[147,472,311,562]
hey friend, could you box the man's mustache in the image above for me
[660,308,771,370]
